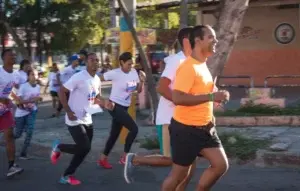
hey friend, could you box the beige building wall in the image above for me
[201,6,300,86]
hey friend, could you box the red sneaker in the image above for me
[59,175,81,185]
[98,159,113,169]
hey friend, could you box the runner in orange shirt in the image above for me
[161,25,230,191]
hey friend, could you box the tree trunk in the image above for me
[1,21,29,59]
[180,0,188,29]
[25,26,32,60]
[117,0,159,119]
[207,0,249,80]
[109,0,117,28]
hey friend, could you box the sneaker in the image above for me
[19,153,31,160]
[119,154,126,165]
[6,164,24,178]
[50,140,61,165]
[97,159,113,169]
[124,153,136,184]
[59,175,81,185]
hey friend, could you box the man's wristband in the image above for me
[208,93,214,102]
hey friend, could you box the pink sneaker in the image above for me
[59,175,81,185]
[50,140,61,165]
[98,159,113,169]
[119,154,126,165]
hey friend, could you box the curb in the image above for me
[255,149,300,168]
[216,116,300,127]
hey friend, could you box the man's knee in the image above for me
[212,159,229,176]
[4,128,14,140]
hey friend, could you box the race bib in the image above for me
[125,81,137,100]
[126,81,137,93]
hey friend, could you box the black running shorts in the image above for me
[169,118,222,166]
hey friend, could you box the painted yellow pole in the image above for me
[119,0,136,144]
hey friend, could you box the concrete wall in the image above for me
[202,6,300,87]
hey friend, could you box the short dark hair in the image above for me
[1,49,13,59]
[87,52,96,58]
[20,59,30,70]
[79,49,88,57]
[177,27,193,48]
[119,52,132,63]
[189,25,210,49]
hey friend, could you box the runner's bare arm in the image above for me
[156,77,172,101]
[0,98,9,104]
[95,94,105,107]
[56,73,62,86]
[59,86,72,112]
[172,90,210,106]
[136,70,145,93]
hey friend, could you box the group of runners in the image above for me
[0,24,230,191]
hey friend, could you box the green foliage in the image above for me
[215,102,300,117]
[140,136,160,150]
[139,131,270,161]
[220,132,270,161]
[4,0,109,53]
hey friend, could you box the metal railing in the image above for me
[264,75,300,88]
[217,75,254,88]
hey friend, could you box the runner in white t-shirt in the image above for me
[97,52,146,169]
[123,28,196,188]
[14,69,42,159]
[0,49,24,178]
[18,59,32,85]
[56,54,80,112]
[58,54,80,85]
[44,63,61,117]
[50,53,113,186]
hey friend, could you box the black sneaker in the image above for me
[19,153,31,160]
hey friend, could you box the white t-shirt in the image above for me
[104,68,140,107]
[64,70,101,126]
[156,51,186,125]
[59,66,76,84]
[0,67,20,116]
[15,82,40,117]
[48,72,60,92]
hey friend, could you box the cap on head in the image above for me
[69,54,80,62]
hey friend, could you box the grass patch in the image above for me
[139,132,271,161]
[220,132,270,161]
[139,137,160,150]
[215,102,300,117]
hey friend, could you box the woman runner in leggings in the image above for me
[97,52,146,169]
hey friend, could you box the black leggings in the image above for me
[103,103,139,156]
[58,124,93,176]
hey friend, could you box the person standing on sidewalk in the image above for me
[97,52,145,169]
[123,28,197,189]
[0,49,24,178]
[161,25,230,191]
[14,69,42,159]
[50,52,113,185]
